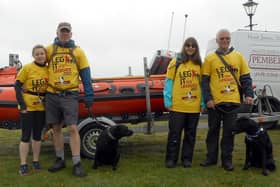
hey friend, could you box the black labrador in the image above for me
[92,125,133,170]
[233,116,276,176]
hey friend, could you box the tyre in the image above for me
[252,96,280,129]
[79,122,106,159]
[252,96,280,113]
[268,96,280,112]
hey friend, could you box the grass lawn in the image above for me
[0,124,280,187]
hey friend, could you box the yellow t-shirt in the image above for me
[46,44,90,92]
[16,62,48,111]
[166,58,202,113]
[202,51,250,104]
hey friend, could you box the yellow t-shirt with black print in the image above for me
[46,45,90,92]
[166,58,201,113]
[202,51,250,104]
[16,62,48,111]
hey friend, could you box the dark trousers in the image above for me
[165,111,200,163]
[205,107,237,164]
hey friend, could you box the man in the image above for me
[46,22,94,177]
[200,29,253,171]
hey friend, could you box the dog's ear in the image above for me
[236,116,251,126]
[233,116,251,133]
[248,119,258,126]
[115,125,121,130]
[238,116,250,122]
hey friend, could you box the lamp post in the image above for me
[243,0,258,31]
[182,14,188,43]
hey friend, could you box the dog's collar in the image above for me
[246,127,264,141]
[107,128,116,140]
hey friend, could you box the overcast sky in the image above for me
[0,0,279,77]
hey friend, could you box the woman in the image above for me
[15,45,48,175]
[163,37,204,168]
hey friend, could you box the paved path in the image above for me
[131,120,280,133]
[131,122,208,133]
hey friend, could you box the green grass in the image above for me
[0,126,280,187]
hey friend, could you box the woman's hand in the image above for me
[20,110,27,113]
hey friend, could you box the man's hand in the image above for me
[206,100,215,109]
[244,96,253,105]
[200,108,205,113]
[83,95,94,109]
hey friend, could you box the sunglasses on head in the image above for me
[60,28,71,33]
[219,37,230,41]
[186,44,196,48]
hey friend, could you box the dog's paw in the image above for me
[92,165,98,170]
[262,170,268,176]
[112,167,117,171]
[267,163,276,171]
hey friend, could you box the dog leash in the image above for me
[86,106,104,126]
[107,128,116,140]
[86,106,94,118]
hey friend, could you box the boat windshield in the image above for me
[149,50,175,75]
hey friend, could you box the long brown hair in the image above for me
[180,37,202,66]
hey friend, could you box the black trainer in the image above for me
[222,162,234,171]
[48,157,66,172]
[200,159,217,167]
[72,162,87,177]
[32,161,41,170]
[182,160,192,168]
[165,160,176,168]
[19,164,30,176]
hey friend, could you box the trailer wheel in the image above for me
[252,96,280,113]
[252,96,280,129]
[79,123,106,159]
[268,96,280,112]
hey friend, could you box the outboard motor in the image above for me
[9,53,22,71]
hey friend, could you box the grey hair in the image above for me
[216,29,230,39]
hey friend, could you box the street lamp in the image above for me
[243,0,258,31]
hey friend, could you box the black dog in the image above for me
[92,125,133,170]
[233,116,276,175]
